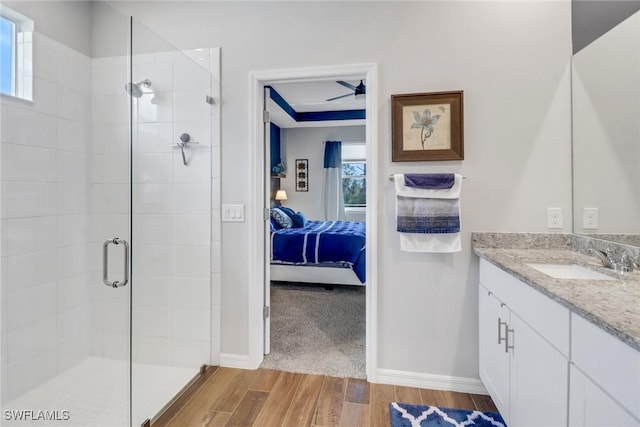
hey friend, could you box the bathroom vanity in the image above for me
[473,233,640,426]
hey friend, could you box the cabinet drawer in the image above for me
[480,260,570,357]
[571,313,640,419]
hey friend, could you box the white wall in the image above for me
[280,126,365,220]
[110,1,573,383]
[2,1,93,57]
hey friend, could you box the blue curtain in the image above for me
[324,140,341,168]
[322,141,345,220]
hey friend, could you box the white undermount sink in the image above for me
[526,263,616,281]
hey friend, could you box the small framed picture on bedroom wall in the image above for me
[391,90,464,162]
[295,159,308,192]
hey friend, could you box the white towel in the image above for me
[395,173,462,253]
[398,232,461,253]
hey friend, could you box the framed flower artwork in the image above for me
[391,91,464,161]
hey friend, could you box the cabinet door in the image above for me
[479,285,510,422]
[569,365,639,427]
[509,313,569,427]
[572,313,640,419]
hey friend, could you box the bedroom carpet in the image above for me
[260,282,366,379]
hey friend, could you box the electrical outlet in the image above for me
[583,207,598,229]
[547,207,563,229]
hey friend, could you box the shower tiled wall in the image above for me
[1,29,220,401]
[90,48,218,369]
[0,33,93,401]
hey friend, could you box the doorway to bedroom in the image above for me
[249,64,379,380]
[265,80,367,379]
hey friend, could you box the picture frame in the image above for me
[295,159,308,192]
[391,91,464,162]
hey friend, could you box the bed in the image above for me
[270,219,366,286]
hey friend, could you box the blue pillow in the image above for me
[279,206,296,219]
[270,207,292,229]
[291,211,307,228]
[270,218,278,231]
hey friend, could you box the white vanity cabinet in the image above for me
[569,313,640,426]
[479,260,570,426]
[479,257,640,427]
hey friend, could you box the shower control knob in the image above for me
[179,133,191,143]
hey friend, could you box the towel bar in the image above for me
[388,174,466,181]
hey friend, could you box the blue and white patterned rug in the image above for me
[389,402,507,427]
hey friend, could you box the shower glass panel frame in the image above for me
[0,3,212,426]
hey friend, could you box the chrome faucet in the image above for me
[590,248,635,272]
[589,248,615,269]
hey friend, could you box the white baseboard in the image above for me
[374,368,488,395]
[219,355,487,395]
[220,353,255,369]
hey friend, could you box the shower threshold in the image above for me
[2,357,196,427]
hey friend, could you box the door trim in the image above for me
[248,63,379,379]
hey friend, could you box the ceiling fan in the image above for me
[326,80,366,101]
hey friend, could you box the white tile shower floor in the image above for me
[2,357,197,427]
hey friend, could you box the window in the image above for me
[342,142,366,207]
[0,15,15,95]
[342,162,366,207]
[0,6,33,100]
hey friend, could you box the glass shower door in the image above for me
[129,18,213,426]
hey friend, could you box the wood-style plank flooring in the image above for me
[151,367,498,427]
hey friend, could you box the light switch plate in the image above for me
[222,204,245,222]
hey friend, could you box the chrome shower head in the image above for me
[125,79,152,98]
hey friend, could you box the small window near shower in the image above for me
[0,6,33,100]
[0,15,15,95]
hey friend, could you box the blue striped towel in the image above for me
[394,173,462,252]
[396,196,460,234]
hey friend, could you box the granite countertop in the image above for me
[473,240,640,352]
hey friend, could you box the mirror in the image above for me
[572,10,640,246]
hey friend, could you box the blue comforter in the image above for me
[270,220,366,283]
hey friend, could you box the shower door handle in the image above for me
[103,237,130,288]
